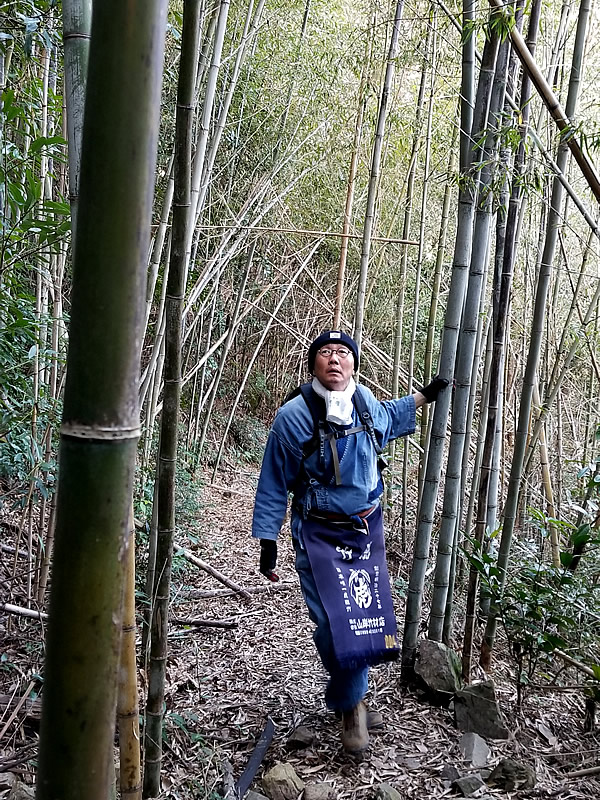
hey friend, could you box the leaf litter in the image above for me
[1,470,600,799]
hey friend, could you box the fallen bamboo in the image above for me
[0,603,47,621]
[196,223,419,245]
[554,648,597,679]
[174,542,252,602]
[0,680,36,743]
[170,617,237,629]
[566,765,600,778]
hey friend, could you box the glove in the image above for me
[421,375,449,403]
[259,539,279,582]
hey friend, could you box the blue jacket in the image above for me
[251,385,416,542]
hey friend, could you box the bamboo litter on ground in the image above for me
[1,471,600,798]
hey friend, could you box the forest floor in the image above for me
[1,468,600,799]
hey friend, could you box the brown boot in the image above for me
[341,701,370,754]
[335,705,383,730]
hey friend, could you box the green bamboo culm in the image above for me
[143,1,202,796]
[36,3,168,800]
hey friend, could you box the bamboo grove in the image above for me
[1,0,600,795]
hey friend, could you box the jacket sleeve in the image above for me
[251,426,304,541]
[369,391,416,447]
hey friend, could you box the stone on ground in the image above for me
[262,763,305,800]
[458,731,490,767]
[286,725,315,750]
[414,639,462,696]
[486,757,536,790]
[247,791,270,800]
[454,680,509,739]
[440,764,460,783]
[452,773,486,796]
[303,782,336,800]
[374,783,402,800]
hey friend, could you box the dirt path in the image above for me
[1,469,599,798]
[159,471,600,799]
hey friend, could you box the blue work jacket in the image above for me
[251,386,416,542]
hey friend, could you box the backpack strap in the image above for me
[352,385,383,456]
[286,382,385,489]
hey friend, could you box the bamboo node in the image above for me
[61,423,141,441]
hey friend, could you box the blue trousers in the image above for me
[293,537,369,712]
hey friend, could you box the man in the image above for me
[251,330,448,754]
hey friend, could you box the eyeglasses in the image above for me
[317,347,352,359]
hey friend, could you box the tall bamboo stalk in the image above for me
[333,21,373,329]
[430,32,508,647]
[401,2,496,677]
[388,19,431,525]
[144,2,201,795]
[118,508,141,800]
[401,12,436,541]
[487,0,600,203]
[419,119,458,497]
[37,2,167,797]
[62,0,92,235]
[481,0,591,669]
[353,0,404,353]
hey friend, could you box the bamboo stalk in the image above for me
[117,509,141,800]
[353,0,405,352]
[487,0,600,202]
[36,2,167,797]
[144,2,201,794]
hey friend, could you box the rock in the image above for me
[486,758,536,790]
[397,756,420,770]
[454,681,509,739]
[247,792,270,800]
[452,774,486,796]
[414,640,462,697]
[262,763,305,800]
[440,764,460,783]
[286,725,315,750]
[374,783,402,800]
[8,783,35,800]
[458,732,490,767]
[303,783,336,800]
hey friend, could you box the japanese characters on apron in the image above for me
[301,505,400,670]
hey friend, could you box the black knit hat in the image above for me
[307,330,359,373]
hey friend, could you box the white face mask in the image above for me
[311,377,356,425]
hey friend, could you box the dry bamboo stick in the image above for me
[554,648,597,679]
[566,765,600,778]
[174,542,252,602]
[0,603,47,621]
[195,223,418,245]
[0,680,36,743]
[171,617,237,628]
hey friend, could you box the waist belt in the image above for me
[318,505,377,520]
[307,505,378,528]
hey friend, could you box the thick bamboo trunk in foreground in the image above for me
[37,3,167,799]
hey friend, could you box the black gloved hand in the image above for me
[421,375,450,403]
[259,539,279,582]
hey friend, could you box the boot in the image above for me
[335,705,383,730]
[341,701,370,754]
